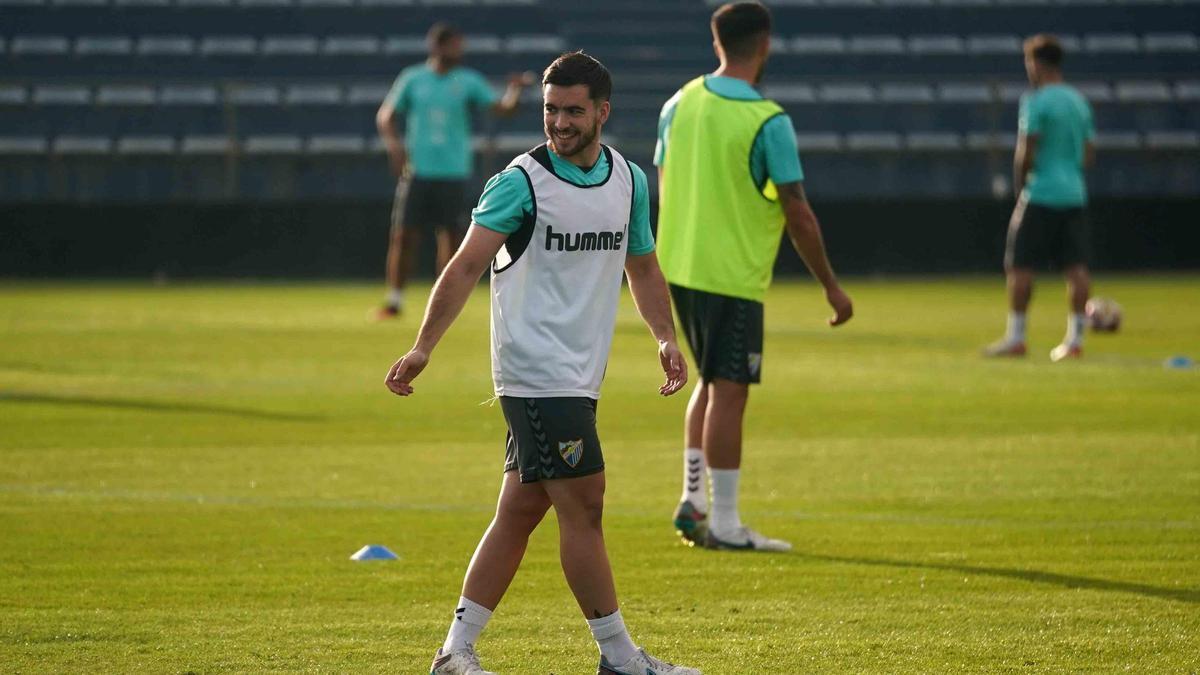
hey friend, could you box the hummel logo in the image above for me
[545,225,624,252]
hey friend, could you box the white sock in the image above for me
[708,468,742,534]
[680,447,707,511]
[1065,313,1085,346]
[442,596,492,653]
[1006,311,1027,344]
[386,288,404,309]
[587,609,639,666]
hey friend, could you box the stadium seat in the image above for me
[244,134,304,154]
[137,37,196,56]
[794,132,842,151]
[307,134,367,153]
[75,36,133,56]
[762,83,816,103]
[53,135,113,154]
[0,85,28,105]
[505,34,565,53]
[907,132,963,150]
[821,0,875,6]
[479,0,538,5]
[116,136,177,154]
[423,0,475,5]
[908,35,965,54]
[1116,80,1173,102]
[879,83,935,103]
[1142,33,1199,52]
[1055,35,1082,52]
[238,0,293,7]
[848,35,906,55]
[937,83,993,102]
[769,36,791,54]
[997,82,1028,102]
[180,135,233,154]
[114,0,169,6]
[0,0,46,5]
[96,85,156,106]
[199,36,258,57]
[177,0,233,6]
[1084,33,1141,53]
[299,0,354,6]
[12,36,71,56]
[966,35,1021,54]
[52,0,108,5]
[347,83,391,105]
[0,136,48,156]
[1144,130,1199,149]
[790,36,846,54]
[1174,81,1200,100]
[383,36,427,55]
[261,36,320,56]
[879,0,935,7]
[1094,131,1141,149]
[33,85,91,105]
[466,35,504,54]
[284,84,343,105]
[159,85,219,106]
[818,83,876,103]
[846,132,903,151]
[358,0,416,6]
[323,36,381,56]
[965,131,1016,150]
[1076,81,1114,102]
[229,84,280,105]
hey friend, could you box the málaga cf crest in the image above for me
[559,439,584,468]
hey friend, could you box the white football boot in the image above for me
[598,648,702,675]
[429,646,495,675]
[704,525,792,552]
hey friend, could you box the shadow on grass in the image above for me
[799,552,1199,604]
[0,392,321,422]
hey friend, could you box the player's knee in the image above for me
[557,492,605,530]
[498,494,550,529]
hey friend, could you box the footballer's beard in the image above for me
[545,119,599,159]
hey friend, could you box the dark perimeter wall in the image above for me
[3,198,1198,279]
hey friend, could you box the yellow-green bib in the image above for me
[657,76,786,302]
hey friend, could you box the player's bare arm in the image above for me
[385,226,508,396]
[375,100,407,178]
[777,180,853,326]
[1014,133,1037,197]
[1083,140,1096,169]
[492,72,536,117]
[624,251,688,396]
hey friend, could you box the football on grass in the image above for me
[1086,297,1122,333]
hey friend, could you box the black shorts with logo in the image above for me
[669,284,764,385]
[391,177,468,234]
[1005,198,1091,270]
[501,396,604,483]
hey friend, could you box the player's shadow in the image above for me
[798,552,1199,604]
[0,392,321,422]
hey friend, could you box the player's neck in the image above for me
[712,61,759,86]
[427,57,454,74]
[1036,71,1064,87]
[554,141,603,170]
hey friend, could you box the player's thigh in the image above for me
[706,294,765,384]
[1060,208,1092,268]
[541,471,606,526]
[1006,200,1053,270]
[401,178,439,234]
[500,397,604,484]
[429,180,469,231]
[495,470,552,525]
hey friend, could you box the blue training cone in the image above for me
[350,544,399,561]
[1164,355,1194,370]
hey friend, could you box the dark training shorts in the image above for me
[391,177,468,234]
[669,284,764,385]
[1005,198,1091,270]
[501,396,604,483]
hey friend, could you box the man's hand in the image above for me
[826,285,853,327]
[508,71,536,88]
[388,148,409,179]
[385,349,429,396]
[658,340,688,396]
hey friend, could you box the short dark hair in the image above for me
[542,51,612,102]
[1024,34,1064,67]
[427,22,461,48]
[712,2,772,60]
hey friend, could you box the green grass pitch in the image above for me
[1,277,1198,673]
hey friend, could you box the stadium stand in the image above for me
[1,0,1197,200]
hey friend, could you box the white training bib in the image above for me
[489,144,635,399]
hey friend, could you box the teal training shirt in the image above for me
[387,63,498,179]
[472,146,655,256]
[1019,83,1095,207]
[654,75,804,186]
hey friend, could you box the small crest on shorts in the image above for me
[748,352,763,377]
[559,439,584,468]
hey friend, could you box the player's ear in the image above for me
[597,100,611,125]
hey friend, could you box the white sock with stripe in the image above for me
[587,609,639,666]
[443,596,491,653]
[680,447,707,511]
